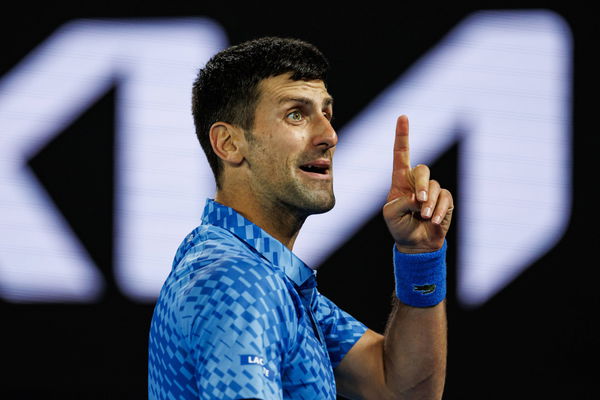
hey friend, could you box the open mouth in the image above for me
[299,164,329,175]
[298,159,331,178]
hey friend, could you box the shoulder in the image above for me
[177,259,300,355]
[176,227,284,299]
[171,233,297,329]
[154,224,303,343]
[174,223,254,268]
[166,223,267,289]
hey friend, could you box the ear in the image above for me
[209,122,245,165]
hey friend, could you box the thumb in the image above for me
[383,193,420,219]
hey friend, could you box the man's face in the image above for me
[242,73,337,217]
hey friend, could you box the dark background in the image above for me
[1,4,597,399]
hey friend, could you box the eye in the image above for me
[287,110,303,122]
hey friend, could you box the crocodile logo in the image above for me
[413,284,436,295]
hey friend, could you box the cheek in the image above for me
[268,143,303,165]
[253,127,306,170]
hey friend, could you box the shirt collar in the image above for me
[201,198,316,289]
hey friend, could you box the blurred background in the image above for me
[1,4,596,399]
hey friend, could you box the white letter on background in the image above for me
[295,10,572,307]
[1,11,572,307]
[0,19,226,301]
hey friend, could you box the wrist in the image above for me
[394,242,445,254]
[393,240,447,307]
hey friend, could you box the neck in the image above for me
[215,190,305,250]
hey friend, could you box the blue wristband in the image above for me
[393,240,447,307]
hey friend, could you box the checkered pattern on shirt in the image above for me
[148,199,367,400]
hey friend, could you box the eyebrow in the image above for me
[278,96,334,108]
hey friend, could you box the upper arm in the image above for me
[313,293,390,399]
[313,293,368,369]
[334,329,393,400]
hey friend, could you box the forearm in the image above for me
[334,254,448,400]
[337,115,453,399]
[382,297,447,399]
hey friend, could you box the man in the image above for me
[148,37,453,400]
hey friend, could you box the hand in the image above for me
[383,115,454,253]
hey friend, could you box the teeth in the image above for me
[301,164,327,173]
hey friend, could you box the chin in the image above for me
[279,177,335,216]
[298,191,336,215]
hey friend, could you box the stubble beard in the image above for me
[284,168,336,216]
[251,159,335,219]
[245,133,335,218]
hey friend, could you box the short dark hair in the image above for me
[191,36,330,188]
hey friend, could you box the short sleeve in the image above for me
[313,292,368,369]
[179,261,296,400]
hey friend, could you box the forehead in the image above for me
[257,73,332,105]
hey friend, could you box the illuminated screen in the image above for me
[0,10,571,307]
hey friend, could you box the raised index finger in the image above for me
[393,115,411,172]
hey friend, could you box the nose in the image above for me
[312,114,338,150]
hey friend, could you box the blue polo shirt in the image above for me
[148,199,368,399]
